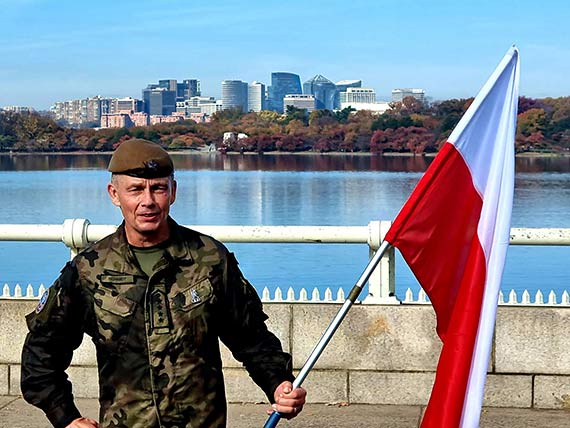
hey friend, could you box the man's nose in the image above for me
[141,188,156,205]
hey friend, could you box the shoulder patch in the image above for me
[35,288,50,314]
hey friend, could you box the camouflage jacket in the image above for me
[21,219,293,428]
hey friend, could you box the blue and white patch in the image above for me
[35,289,50,314]
[190,289,201,304]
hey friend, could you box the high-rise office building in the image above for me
[178,79,201,100]
[391,88,426,103]
[340,88,377,104]
[221,80,248,111]
[339,88,390,113]
[268,72,302,112]
[248,81,266,112]
[149,79,202,103]
[176,96,217,116]
[283,94,316,113]
[113,97,144,113]
[335,80,362,92]
[335,80,362,108]
[51,96,114,127]
[158,79,177,91]
[303,75,338,110]
[1,106,34,113]
[81,96,107,124]
[142,87,177,115]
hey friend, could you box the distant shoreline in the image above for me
[1,149,569,158]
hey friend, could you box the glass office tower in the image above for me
[268,72,302,112]
[303,74,338,110]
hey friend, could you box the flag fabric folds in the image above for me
[384,47,520,428]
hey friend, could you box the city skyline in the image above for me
[1,0,569,110]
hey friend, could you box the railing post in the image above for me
[364,221,399,304]
[62,219,91,258]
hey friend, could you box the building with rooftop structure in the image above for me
[392,88,426,103]
[340,87,377,104]
[303,74,338,110]
[142,87,176,116]
[283,94,316,113]
[113,97,143,114]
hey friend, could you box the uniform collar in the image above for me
[106,218,192,274]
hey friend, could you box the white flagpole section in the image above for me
[263,241,392,428]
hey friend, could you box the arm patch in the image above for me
[27,262,78,326]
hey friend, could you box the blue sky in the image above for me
[1,0,568,110]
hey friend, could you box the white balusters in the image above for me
[548,290,557,305]
[522,290,531,304]
[261,287,271,302]
[498,290,505,304]
[0,283,568,306]
[26,284,35,298]
[417,289,428,303]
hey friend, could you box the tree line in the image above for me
[1,96,569,154]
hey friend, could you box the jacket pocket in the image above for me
[169,278,215,349]
[93,291,137,353]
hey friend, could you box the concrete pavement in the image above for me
[1,396,569,428]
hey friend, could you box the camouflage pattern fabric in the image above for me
[21,219,294,428]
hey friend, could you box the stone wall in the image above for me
[1,300,569,409]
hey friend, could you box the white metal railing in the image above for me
[1,220,570,305]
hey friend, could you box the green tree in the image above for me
[334,106,355,123]
[284,106,308,125]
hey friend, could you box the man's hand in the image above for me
[268,381,307,420]
[65,417,99,428]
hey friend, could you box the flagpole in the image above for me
[263,240,392,428]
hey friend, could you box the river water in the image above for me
[0,153,569,301]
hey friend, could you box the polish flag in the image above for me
[384,47,520,428]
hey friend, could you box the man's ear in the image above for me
[170,179,177,205]
[107,181,121,207]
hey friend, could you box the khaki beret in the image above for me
[108,139,174,178]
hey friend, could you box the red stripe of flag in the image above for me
[385,142,486,426]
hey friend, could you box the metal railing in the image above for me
[1,219,570,305]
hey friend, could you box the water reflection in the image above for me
[1,152,570,173]
[0,153,112,171]
[0,153,568,298]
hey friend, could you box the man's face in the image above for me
[107,174,177,246]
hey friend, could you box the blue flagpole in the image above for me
[263,241,392,428]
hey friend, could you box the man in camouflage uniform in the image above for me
[21,139,306,428]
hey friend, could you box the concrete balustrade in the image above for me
[1,300,569,409]
[1,221,569,409]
